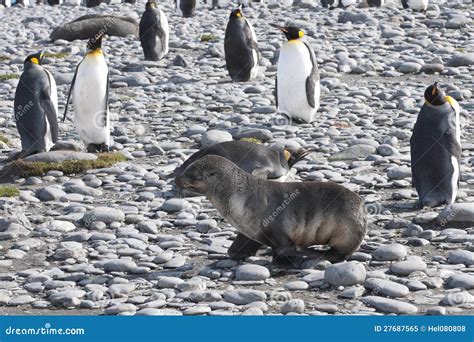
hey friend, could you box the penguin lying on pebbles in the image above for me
[13,50,58,159]
[173,140,311,181]
[63,33,110,153]
[401,0,428,12]
[224,5,259,82]
[276,26,320,124]
[410,82,461,208]
[139,0,169,61]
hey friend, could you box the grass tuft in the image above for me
[0,135,9,145]
[200,34,216,42]
[45,52,70,59]
[240,137,263,144]
[0,56,10,62]
[9,152,126,178]
[0,74,20,81]
[0,186,19,197]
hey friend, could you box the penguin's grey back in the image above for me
[410,103,461,206]
[177,0,196,17]
[14,65,53,154]
[224,16,258,82]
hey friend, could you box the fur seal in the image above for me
[173,140,310,181]
[175,155,367,266]
[50,15,138,42]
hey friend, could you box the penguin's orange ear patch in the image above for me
[445,96,458,109]
[31,57,39,65]
[298,30,304,38]
[236,11,242,17]
[284,150,291,161]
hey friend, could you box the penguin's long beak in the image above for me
[39,49,47,61]
[432,82,439,96]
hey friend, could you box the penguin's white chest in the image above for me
[246,19,259,79]
[277,41,317,123]
[156,8,170,59]
[44,69,58,151]
[73,54,109,145]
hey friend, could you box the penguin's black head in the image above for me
[424,82,446,106]
[24,51,45,65]
[87,32,104,52]
[145,0,156,9]
[279,26,304,41]
[230,6,244,19]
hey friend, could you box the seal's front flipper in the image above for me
[228,233,262,260]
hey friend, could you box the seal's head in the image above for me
[175,155,236,195]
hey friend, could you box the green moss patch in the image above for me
[0,135,9,145]
[1,153,126,182]
[0,186,19,197]
[239,137,263,144]
[0,74,20,81]
[45,52,70,59]
[0,56,10,62]
[200,34,216,42]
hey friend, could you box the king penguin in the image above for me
[63,33,110,153]
[401,0,428,12]
[139,0,169,61]
[13,51,58,159]
[224,6,259,82]
[175,0,196,18]
[410,82,461,208]
[276,26,320,124]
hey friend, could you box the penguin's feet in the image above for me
[87,144,110,153]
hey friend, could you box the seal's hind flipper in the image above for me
[228,233,262,260]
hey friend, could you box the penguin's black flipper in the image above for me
[63,63,80,122]
[40,90,59,143]
[304,42,319,109]
[101,71,109,127]
[275,77,278,107]
[401,0,409,9]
